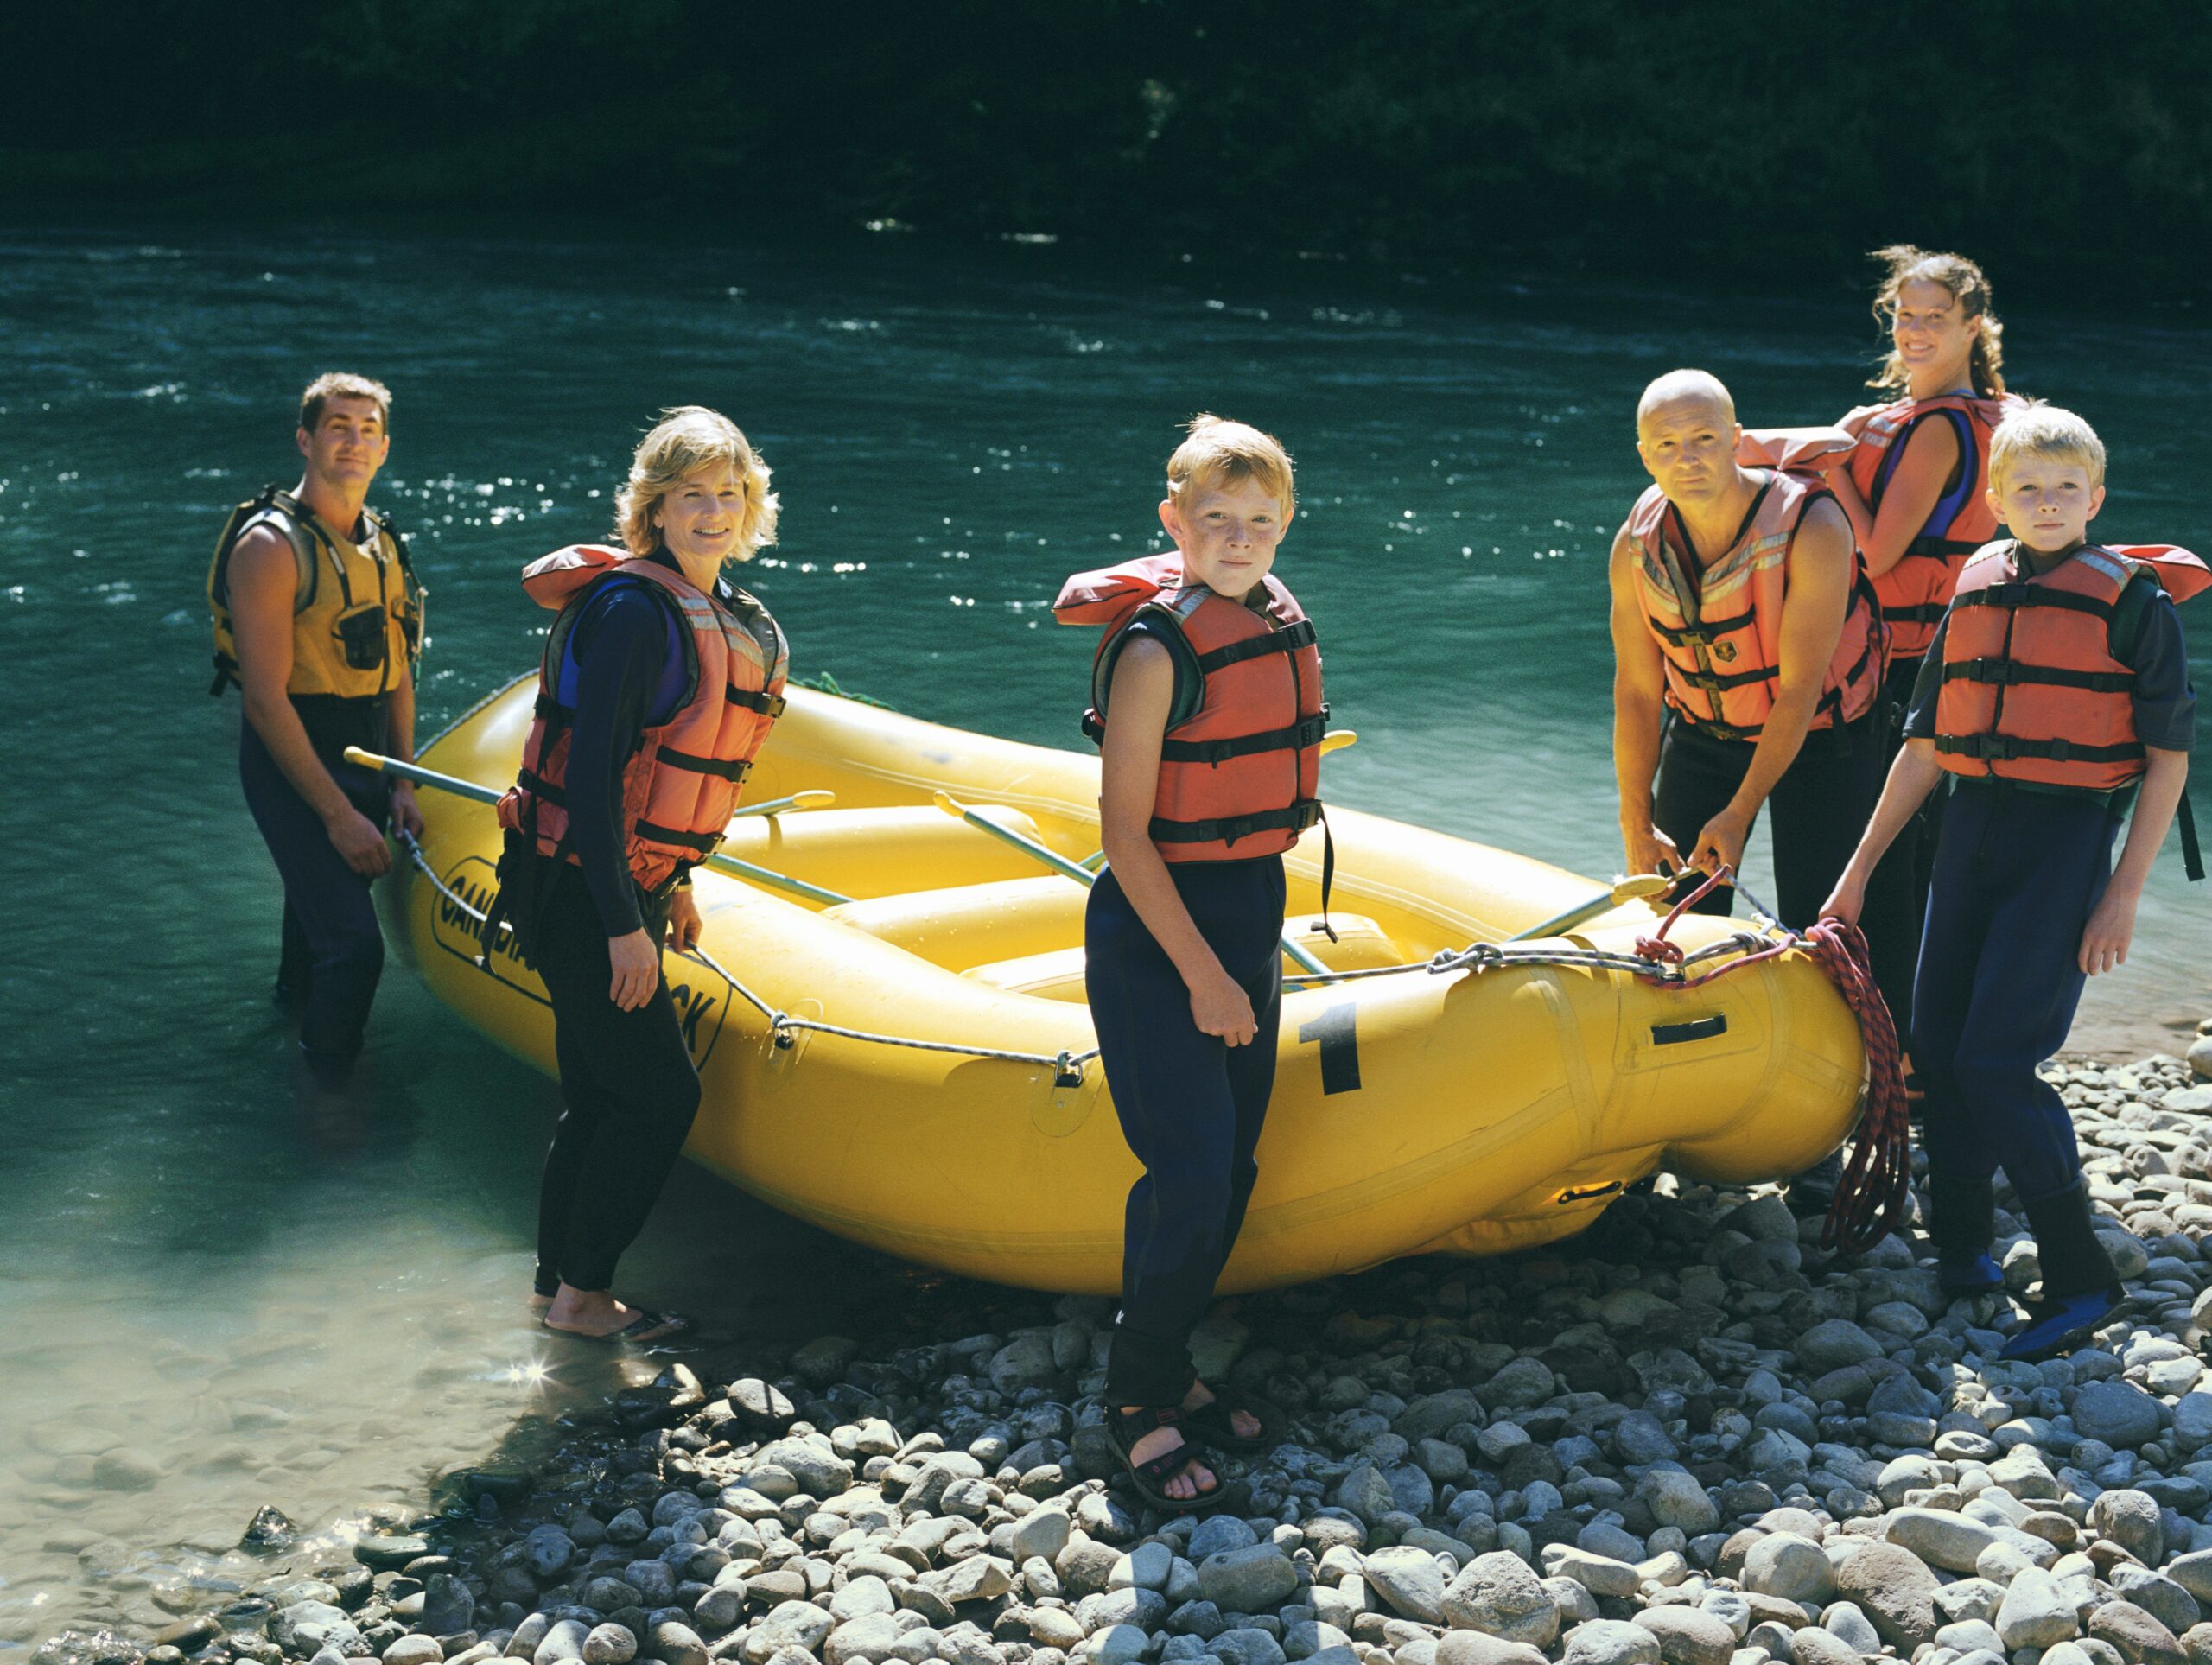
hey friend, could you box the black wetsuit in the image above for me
[531,553,778,1296]
[242,695,391,1084]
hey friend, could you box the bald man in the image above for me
[1608,372,1887,1204]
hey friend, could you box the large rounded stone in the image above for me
[2091,1603,2188,1665]
[2096,1491,2168,1565]
[823,1614,904,1665]
[1434,1636,1549,1665]
[1999,1574,2079,1654]
[1789,1629,1859,1665]
[2075,1382,2162,1450]
[1637,1471,1719,1535]
[1885,1508,2004,1573]
[1630,1608,1734,1665]
[1742,1534,1834,1605]
[741,1603,834,1664]
[1196,1545,1298,1614]
[1792,1322,1884,1374]
[1833,1542,1941,1651]
[580,1627,635,1665]
[1561,1621,1661,1665]
[1362,1547,1447,1624]
[1441,1553,1560,1649]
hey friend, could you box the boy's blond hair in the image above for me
[617,406,779,562]
[1988,402,2106,492]
[299,372,391,432]
[1166,414,1295,513]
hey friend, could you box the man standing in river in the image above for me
[206,372,425,1089]
[1606,369,1884,1208]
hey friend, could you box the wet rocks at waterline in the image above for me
[33,1043,2212,1665]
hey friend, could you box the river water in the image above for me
[1,228,2206,1649]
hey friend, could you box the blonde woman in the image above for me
[489,408,789,1340]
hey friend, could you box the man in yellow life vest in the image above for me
[1608,370,1885,1210]
[207,372,425,1088]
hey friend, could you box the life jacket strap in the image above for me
[1675,663,1780,696]
[1939,658,2135,693]
[1192,618,1318,674]
[632,820,723,856]
[727,688,788,717]
[1158,713,1329,766]
[1882,601,1952,625]
[655,747,755,783]
[1148,799,1323,848]
[1647,605,1757,648]
[1936,734,2146,766]
[517,768,568,806]
[1953,585,2117,622]
[2182,793,2204,884]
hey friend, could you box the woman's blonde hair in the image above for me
[1868,245,2006,397]
[616,406,779,562]
[1167,413,1296,512]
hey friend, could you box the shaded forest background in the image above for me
[7,0,2208,302]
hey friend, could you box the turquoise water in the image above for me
[2,229,2207,1644]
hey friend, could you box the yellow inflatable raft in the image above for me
[379,677,1867,1294]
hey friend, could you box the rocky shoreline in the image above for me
[35,1033,2212,1665]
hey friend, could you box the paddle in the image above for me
[1505,873,1674,943]
[342,747,852,906]
[930,789,1333,977]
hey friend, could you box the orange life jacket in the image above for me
[1933,540,2209,798]
[1844,393,2019,660]
[1053,552,1325,862]
[1628,469,1885,741]
[497,546,788,894]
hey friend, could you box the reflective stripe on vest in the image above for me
[1628,469,1884,741]
[500,549,788,893]
[1933,540,2209,795]
[1055,553,1325,863]
[1846,393,2018,660]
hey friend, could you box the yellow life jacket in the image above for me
[207,486,425,700]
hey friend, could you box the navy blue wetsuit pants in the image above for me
[1912,780,2119,1223]
[1858,657,1949,1034]
[1088,855,1285,1408]
[240,708,389,1084]
[530,861,701,1296]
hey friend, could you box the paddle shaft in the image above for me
[342,748,852,906]
[931,791,1331,976]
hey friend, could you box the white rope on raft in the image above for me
[399,831,1799,1085]
[398,832,1102,1086]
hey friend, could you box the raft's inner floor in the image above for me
[715,800,1433,1001]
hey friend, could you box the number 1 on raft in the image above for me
[1298,1001,1362,1096]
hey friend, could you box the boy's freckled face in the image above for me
[1989,457,2106,557]
[1160,476,1292,600]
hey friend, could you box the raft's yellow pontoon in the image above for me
[381,677,1865,1293]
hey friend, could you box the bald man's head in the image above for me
[1636,369,1736,435]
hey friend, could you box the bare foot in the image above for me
[1120,1409,1216,1501]
[1184,1380,1262,1441]
[543,1283,683,1340]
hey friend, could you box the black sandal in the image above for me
[1103,1405,1229,1514]
[1181,1386,1282,1454]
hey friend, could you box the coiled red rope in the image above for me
[1631,867,1912,1253]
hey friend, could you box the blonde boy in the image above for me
[1824,404,2202,1360]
